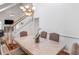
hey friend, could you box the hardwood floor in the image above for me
[57,50,69,55]
[7,44,18,51]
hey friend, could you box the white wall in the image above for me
[34,3,79,37]
[34,3,79,53]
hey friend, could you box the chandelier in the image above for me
[19,5,35,16]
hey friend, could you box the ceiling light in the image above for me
[22,8,26,11]
[25,12,32,16]
[19,5,35,16]
[19,6,24,10]
[25,13,29,15]
[28,9,32,12]
[25,5,30,9]
[32,7,35,10]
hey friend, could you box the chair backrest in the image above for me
[49,33,59,42]
[71,43,79,55]
[40,31,47,39]
[20,31,27,37]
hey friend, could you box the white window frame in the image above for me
[0,21,2,30]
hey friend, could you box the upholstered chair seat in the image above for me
[49,33,59,42]
[71,43,79,55]
[40,31,47,38]
[20,31,27,37]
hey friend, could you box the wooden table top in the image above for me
[14,36,64,55]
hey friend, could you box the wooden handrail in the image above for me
[13,18,33,33]
[11,14,27,28]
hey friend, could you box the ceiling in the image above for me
[0,3,32,22]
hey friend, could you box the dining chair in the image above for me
[71,43,79,55]
[20,31,27,37]
[40,31,47,39]
[49,33,59,42]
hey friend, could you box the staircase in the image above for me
[2,15,33,55]
[1,14,39,55]
[11,15,39,39]
[0,3,38,55]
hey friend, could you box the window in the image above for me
[0,21,2,30]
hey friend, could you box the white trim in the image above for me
[0,4,17,12]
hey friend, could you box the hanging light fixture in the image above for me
[19,5,35,16]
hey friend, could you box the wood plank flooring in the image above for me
[57,50,69,55]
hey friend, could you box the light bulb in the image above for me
[19,6,24,10]
[25,13,29,16]
[32,7,35,10]
[25,5,30,9]
[25,12,32,16]
[28,9,32,12]
[22,8,26,11]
